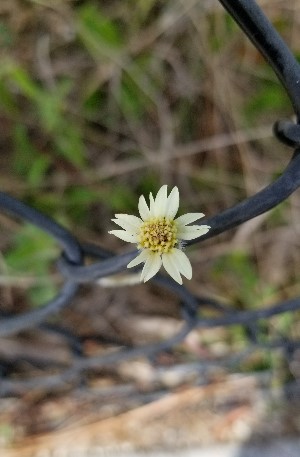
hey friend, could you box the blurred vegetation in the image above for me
[0,0,299,367]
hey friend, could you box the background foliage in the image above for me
[0,0,300,444]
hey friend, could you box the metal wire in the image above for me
[1,0,300,397]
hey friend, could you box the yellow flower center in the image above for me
[138,217,178,253]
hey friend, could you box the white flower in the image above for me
[108,185,210,284]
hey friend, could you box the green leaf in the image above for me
[4,224,59,307]
[77,4,123,59]
[64,186,100,222]
[118,73,147,120]
[0,79,17,114]
[245,82,289,121]
[213,251,274,308]
[13,124,51,185]
[99,184,136,212]
[9,66,41,101]
[54,125,86,168]
[5,224,58,272]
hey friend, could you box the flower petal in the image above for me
[175,212,205,226]
[169,248,192,279]
[108,230,138,243]
[162,252,183,284]
[166,186,179,219]
[153,185,168,217]
[127,250,149,268]
[112,218,140,234]
[177,225,210,241]
[138,195,151,221]
[149,192,156,218]
[114,214,142,228]
[141,252,162,282]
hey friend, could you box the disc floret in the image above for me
[138,217,178,253]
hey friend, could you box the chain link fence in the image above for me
[0,0,300,405]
